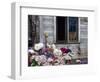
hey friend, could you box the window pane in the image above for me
[56,16,66,43]
[69,17,78,42]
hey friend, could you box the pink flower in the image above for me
[60,48,67,53]
[60,48,72,54]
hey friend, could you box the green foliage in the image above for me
[31,59,38,66]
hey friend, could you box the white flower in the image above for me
[58,50,62,56]
[34,43,44,51]
[35,56,40,62]
[47,58,53,62]
[35,55,47,64]
[76,59,81,63]
[64,55,71,60]
[53,49,62,56]
[39,55,47,63]
[28,49,35,54]
[47,43,51,48]
[34,44,40,51]
[39,43,44,48]
[51,44,56,49]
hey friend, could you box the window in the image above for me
[56,16,79,44]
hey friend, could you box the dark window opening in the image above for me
[56,16,66,43]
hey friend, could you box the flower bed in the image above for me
[28,43,87,66]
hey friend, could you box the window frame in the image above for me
[55,17,80,44]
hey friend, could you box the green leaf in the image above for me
[31,59,38,66]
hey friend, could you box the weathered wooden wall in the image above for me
[79,17,88,57]
[39,16,54,43]
[39,16,88,59]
